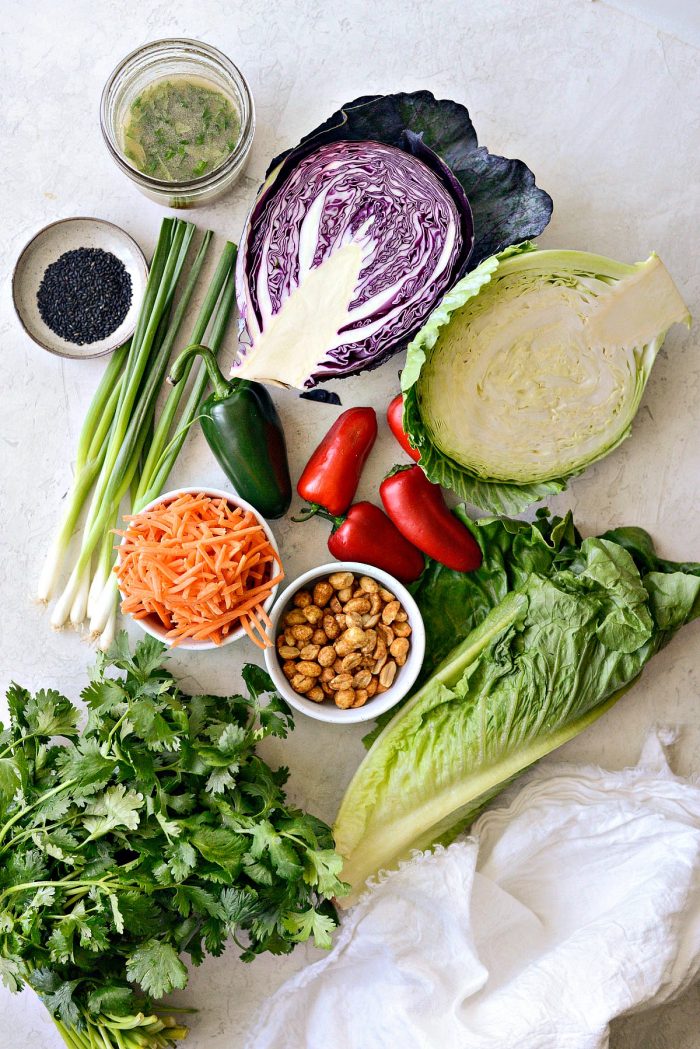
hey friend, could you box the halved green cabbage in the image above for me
[402,244,690,513]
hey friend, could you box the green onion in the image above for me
[40,217,238,650]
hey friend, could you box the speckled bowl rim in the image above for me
[12,216,149,360]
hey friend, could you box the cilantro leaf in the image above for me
[0,757,20,801]
[55,738,116,793]
[166,840,197,881]
[241,664,275,699]
[191,828,247,872]
[83,785,143,840]
[282,908,337,949]
[24,690,79,738]
[0,954,22,992]
[303,848,348,896]
[126,940,188,998]
[87,984,136,1017]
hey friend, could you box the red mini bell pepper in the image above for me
[380,466,482,572]
[296,407,378,517]
[387,393,420,462]
[327,502,425,583]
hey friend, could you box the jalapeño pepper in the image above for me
[168,344,292,519]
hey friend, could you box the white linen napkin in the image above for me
[246,729,700,1049]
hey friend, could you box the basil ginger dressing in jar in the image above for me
[121,75,241,182]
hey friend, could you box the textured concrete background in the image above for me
[1,0,699,1045]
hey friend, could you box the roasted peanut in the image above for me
[379,660,397,688]
[291,674,314,694]
[338,586,353,604]
[320,667,335,683]
[341,652,363,672]
[329,596,343,614]
[360,629,377,655]
[323,614,340,639]
[335,689,356,709]
[278,645,300,659]
[362,613,380,628]
[332,658,345,673]
[320,679,333,696]
[276,634,286,649]
[307,686,325,703]
[293,590,312,608]
[352,688,369,708]
[394,610,408,622]
[390,637,410,666]
[353,669,372,689]
[343,611,363,629]
[296,660,322,678]
[289,624,314,642]
[373,638,387,663]
[342,626,366,648]
[312,629,328,646]
[330,673,354,691]
[370,593,382,615]
[303,604,323,625]
[393,621,412,638]
[313,581,334,607]
[345,597,371,614]
[329,571,354,590]
[382,600,400,625]
[379,587,395,603]
[284,631,297,648]
[360,575,380,594]
[298,641,321,658]
[318,646,336,667]
[284,609,307,625]
[377,623,394,646]
[334,613,347,631]
[366,677,378,697]
[282,660,297,680]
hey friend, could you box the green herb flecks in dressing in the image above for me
[122,76,241,182]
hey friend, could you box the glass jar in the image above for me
[100,38,255,208]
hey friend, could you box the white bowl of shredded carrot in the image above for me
[115,487,284,650]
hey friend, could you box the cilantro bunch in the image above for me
[0,634,347,1048]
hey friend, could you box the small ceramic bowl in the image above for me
[118,486,281,651]
[12,217,148,359]
[264,562,425,724]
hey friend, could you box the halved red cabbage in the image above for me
[235,138,474,386]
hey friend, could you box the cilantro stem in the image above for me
[0,731,60,761]
[0,778,78,846]
[0,875,115,905]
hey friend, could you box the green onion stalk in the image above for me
[39,217,238,650]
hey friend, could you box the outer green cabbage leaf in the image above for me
[402,246,690,513]
[336,515,700,903]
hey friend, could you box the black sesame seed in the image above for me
[37,247,133,345]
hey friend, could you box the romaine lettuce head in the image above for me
[402,245,690,513]
[334,511,700,904]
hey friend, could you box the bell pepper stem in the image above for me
[293,505,344,529]
[168,342,232,400]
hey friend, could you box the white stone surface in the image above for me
[1,0,699,1045]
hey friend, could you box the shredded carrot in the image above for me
[115,493,283,648]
